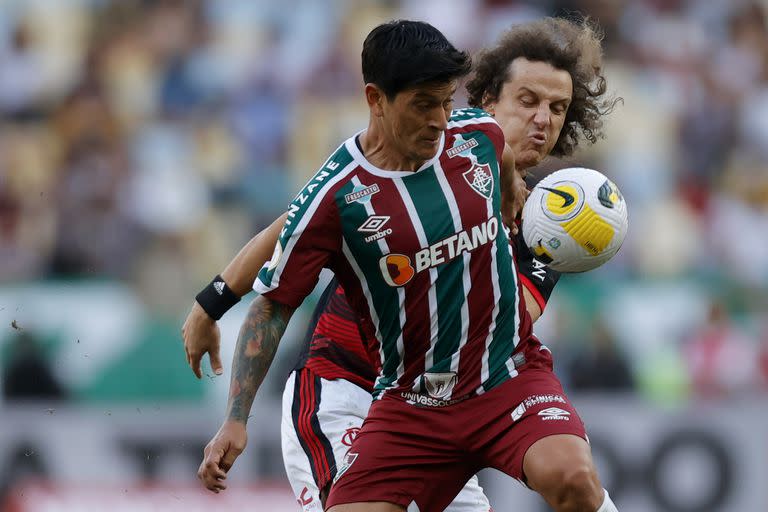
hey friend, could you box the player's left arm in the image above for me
[198,294,295,492]
[500,143,528,235]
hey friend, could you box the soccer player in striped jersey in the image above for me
[192,18,620,512]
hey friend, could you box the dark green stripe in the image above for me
[401,169,465,374]
[335,180,403,396]
[468,134,520,392]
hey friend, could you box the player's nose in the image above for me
[429,106,450,132]
[533,104,551,128]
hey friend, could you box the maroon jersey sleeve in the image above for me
[254,178,344,308]
[484,117,505,164]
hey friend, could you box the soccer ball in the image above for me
[522,167,628,273]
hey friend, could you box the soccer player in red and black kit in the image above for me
[186,18,619,512]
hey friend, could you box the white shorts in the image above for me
[281,368,492,512]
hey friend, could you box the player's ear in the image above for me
[365,83,385,117]
[481,92,496,117]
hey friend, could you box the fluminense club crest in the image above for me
[463,162,494,200]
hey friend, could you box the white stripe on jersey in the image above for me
[348,175,406,395]
[254,160,357,295]
[476,196,504,395]
[391,178,439,392]
[434,159,471,392]
[504,236,522,377]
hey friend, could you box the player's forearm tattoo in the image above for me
[226,296,294,423]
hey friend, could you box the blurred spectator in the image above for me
[756,315,768,389]
[684,300,760,399]
[0,20,46,119]
[567,316,635,392]
[2,331,66,401]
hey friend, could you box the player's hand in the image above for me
[198,420,247,493]
[182,301,223,379]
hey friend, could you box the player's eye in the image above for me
[520,96,536,106]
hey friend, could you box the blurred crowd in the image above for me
[2,0,768,404]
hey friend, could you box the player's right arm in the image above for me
[182,213,287,378]
[198,151,349,492]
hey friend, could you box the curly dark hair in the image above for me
[466,17,620,157]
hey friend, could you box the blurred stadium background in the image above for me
[1,0,767,511]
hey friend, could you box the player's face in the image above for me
[486,58,572,170]
[383,81,456,163]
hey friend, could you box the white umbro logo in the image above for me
[538,407,570,421]
[358,216,390,233]
[213,281,225,295]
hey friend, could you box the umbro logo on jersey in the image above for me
[538,407,571,421]
[358,216,390,233]
[213,281,225,295]
[463,163,494,199]
[345,184,380,204]
[359,216,393,243]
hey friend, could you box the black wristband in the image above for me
[195,275,241,321]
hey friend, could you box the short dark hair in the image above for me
[362,20,472,99]
[466,17,620,157]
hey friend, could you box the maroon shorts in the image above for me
[325,368,587,512]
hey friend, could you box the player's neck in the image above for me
[359,126,426,172]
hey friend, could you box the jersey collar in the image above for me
[345,130,445,178]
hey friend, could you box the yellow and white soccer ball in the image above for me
[522,167,628,273]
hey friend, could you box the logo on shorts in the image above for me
[423,372,458,399]
[538,407,571,421]
[511,394,567,422]
[341,427,360,447]
[511,402,527,422]
[333,452,358,483]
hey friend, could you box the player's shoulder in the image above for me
[447,108,502,137]
[446,108,504,155]
[448,108,498,126]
